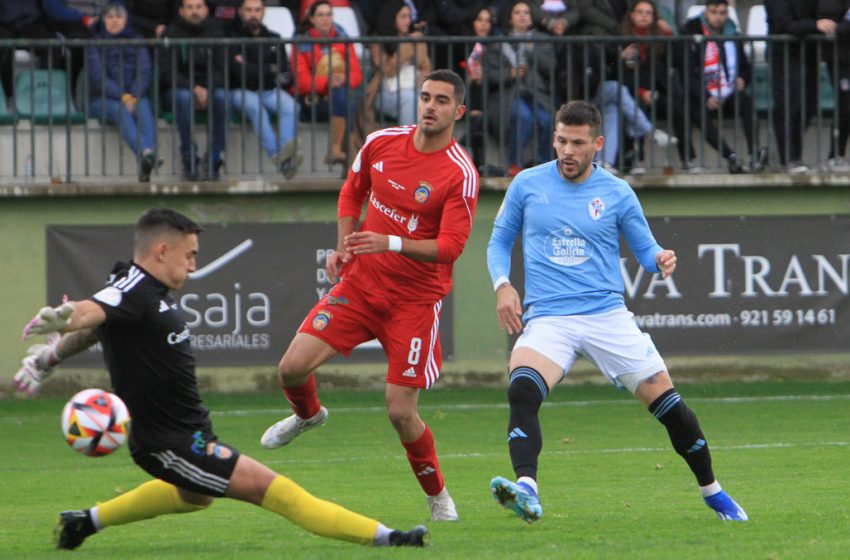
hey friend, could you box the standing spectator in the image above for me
[816,0,850,172]
[0,0,93,90]
[228,0,302,178]
[126,0,177,37]
[500,0,555,176]
[765,0,834,173]
[161,0,229,181]
[682,0,767,174]
[293,0,363,165]
[87,2,160,182]
[260,71,476,524]
[486,100,747,524]
[364,0,431,128]
[621,0,695,172]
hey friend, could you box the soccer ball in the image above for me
[61,389,131,457]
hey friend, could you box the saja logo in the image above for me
[179,239,272,351]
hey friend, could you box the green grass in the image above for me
[2,382,850,559]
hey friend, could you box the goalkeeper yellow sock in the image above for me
[260,475,378,545]
[93,479,208,528]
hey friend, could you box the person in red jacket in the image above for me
[293,0,363,164]
[261,70,478,523]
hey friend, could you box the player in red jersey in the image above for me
[261,69,478,521]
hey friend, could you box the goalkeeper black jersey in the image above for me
[90,260,213,453]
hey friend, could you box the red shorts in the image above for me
[299,281,443,389]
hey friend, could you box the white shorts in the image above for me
[513,308,667,393]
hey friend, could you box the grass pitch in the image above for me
[2,381,850,559]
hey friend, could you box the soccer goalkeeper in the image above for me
[13,207,428,550]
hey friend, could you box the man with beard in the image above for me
[228,0,301,178]
[261,70,477,523]
[485,101,747,524]
[161,0,229,181]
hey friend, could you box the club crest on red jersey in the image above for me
[312,310,333,331]
[414,182,432,203]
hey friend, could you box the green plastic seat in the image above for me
[15,69,85,124]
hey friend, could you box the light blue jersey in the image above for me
[487,161,663,322]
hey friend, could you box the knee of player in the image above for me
[277,356,305,384]
[507,367,550,408]
[177,489,215,510]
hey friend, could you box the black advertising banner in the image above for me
[46,223,454,367]
[511,216,849,355]
[622,216,848,354]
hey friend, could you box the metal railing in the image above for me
[0,33,847,185]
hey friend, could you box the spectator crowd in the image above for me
[0,0,848,181]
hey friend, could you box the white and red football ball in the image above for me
[61,389,131,457]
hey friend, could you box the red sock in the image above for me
[283,373,321,419]
[402,425,445,497]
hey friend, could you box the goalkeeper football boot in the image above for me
[427,488,459,521]
[54,510,96,550]
[388,525,430,547]
[261,406,328,449]
[704,490,748,521]
[490,476,543,523]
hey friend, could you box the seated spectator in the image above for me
[461,6,508,174]
[293,0,363,165]
[126,0,177,37]
[499,0,555,176]
[364,0,431,129]
[161,0,230,181]
[87,2,160,181]
[0,0,93,90]
[228,0,301,178]
[621,0,695,172]
[682,0,767,173]
[816,0,850,172]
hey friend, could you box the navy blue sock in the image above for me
[649,388,715,486]
[507,367,549,480]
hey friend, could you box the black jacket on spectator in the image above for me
[160,15,228,90]
[0,0,46,30]
[126,0,177,38]
[226,22,293,91]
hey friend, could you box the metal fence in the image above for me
[0,33,847,184]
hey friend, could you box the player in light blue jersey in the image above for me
[486,101,747,523]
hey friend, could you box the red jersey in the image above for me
[337,125,479,304]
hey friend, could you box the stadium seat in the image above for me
[333,6,364,58]
[751,62,835,116]
[0,82,16,124]
[745,5,767,63]
[685,5,740,30]
[818,62,835,116]
[264,6,296,39]
[14,69,85,124]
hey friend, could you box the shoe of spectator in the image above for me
[788,161,809,174]
[828,157,850,172]
[181,157,200,182]
[280,153,303,180]
[202,155,225,181]
[652,128,678,146]
[138,151,162,183]
[751,147,769,173]
[601,162,621,177]
[506,164,522,177]
[727,153,744,174]
[628,162,646,176]
[685,161,704,175]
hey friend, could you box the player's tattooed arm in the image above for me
[56,329,100,361]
